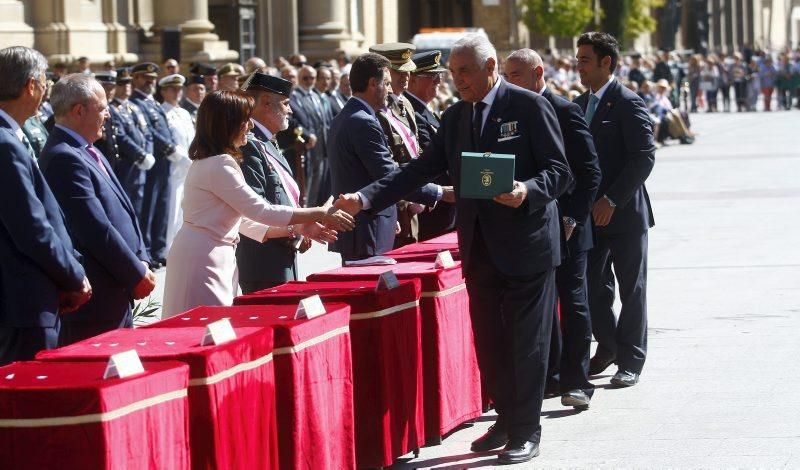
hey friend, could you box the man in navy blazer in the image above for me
[573,32,656,388]
[505,48,602,409]
[0,47,91,365]
[336,36,572,464]
[326,53,445,262]
[39,74,156,346]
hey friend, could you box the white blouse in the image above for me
[180,154,294,244]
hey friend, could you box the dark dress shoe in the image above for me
[610,370,640,387]
[589,351,616,375]
[561,389,590,409]
[470,424,508,452]
[498,439,539,464]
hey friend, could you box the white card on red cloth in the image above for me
[103,349,145,379]
[295,295,326,320]
[201,318,237,346]
[434,250,455,269]
[376,270,400,291]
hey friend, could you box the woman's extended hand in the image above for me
[298,222,338,244]
[321,196,355,231]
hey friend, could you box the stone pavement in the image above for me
[148,110,800,468]
[390,110,800,469]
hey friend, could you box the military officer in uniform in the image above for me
[111,67,155,228]
[368,43,425,247]
[190,62,218,93]
[405,50,457,240]
[130,62,183,268]
[92,71,123,168]
[21,114,48,159]
[180,74,205,124]
[217,63,245,92]
[159,74,195,251]
[236,73,336,292]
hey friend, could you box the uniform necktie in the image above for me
[264,139,300,207]
[86,145,110,177]
[585,93,600,124]
[472,101,487,147]
[20,132,36,160]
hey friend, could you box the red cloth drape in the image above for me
[385,242,461,262]
[235,279,425,468]
[0,360,190,470]
[308,260,483,440]
[420,231,459,245]
[146,303,356,470]
[36,326,278,470]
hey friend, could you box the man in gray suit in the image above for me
[573,32,656,388]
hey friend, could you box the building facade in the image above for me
[0,0,398,66]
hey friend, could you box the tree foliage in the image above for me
[625,0,666,42]
[521,0,595,38]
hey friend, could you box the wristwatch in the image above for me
[286,224,298,239]
[562,216,577,228]
[603,195,617,208]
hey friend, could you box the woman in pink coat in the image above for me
[163,91,353,317]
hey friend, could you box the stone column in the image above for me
[151,0,237,63]
[299,0,358,59]
[0,0,34,48]
[29,0,115,65]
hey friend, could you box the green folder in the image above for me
[460,152,515,199]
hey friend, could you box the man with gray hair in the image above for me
[39,73,155,345]
[335,34,573,464]
[505,48,602,410]
[0,47,91,364]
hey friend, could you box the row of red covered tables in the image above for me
[0,231,483,469]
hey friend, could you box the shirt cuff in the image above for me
[436,184,443,201]
[357,192,372,210]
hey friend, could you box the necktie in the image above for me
[585,93,600,124]
[20,132,36,160]
[85,145,110,177]
[472,101,487,147]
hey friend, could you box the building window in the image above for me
[239,6,256,61]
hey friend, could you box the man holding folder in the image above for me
[335,34,572,464]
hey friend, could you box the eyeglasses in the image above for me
[301,76,315,82]
[417,72,443,82]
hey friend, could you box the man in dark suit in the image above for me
[0,46,91,365]
[405,50,457,240]
[237,72,337,293]
[327,53,446,262]
[39,73,156,346]
[293,65,329,206]
[336,35,572,464]
[505,48,602,409]
[573,32,656,388]
[130,62,183,268]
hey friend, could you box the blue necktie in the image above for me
[585,93,600,124]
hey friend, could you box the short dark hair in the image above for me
[349,53,390,93]
[577,32,620,73]
[190,90,254,163]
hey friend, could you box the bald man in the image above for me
[505,48,601,409]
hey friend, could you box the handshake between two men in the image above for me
[331,181,531,217]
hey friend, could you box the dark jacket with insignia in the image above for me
[235,124,298,291]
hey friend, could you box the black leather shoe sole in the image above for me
[497,443,540,464]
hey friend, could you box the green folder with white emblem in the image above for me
[460,152,515,199]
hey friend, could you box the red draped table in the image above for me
[149,303,355,470]
[309,261,482,442]
[0,360,190,470]
[235,279,425,468]
[385,242,461,263]
[37,326,277,470]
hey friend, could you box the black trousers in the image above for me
[548,249,595,395]
[587,230,648,374]
[466,230,556,444]
[239,279,286,295]
[0,323,60,366]
[141,157,172,260]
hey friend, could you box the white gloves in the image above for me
[135,153,156,170]
[166,145,188,163]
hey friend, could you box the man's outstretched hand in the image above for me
[334,193,364,216]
